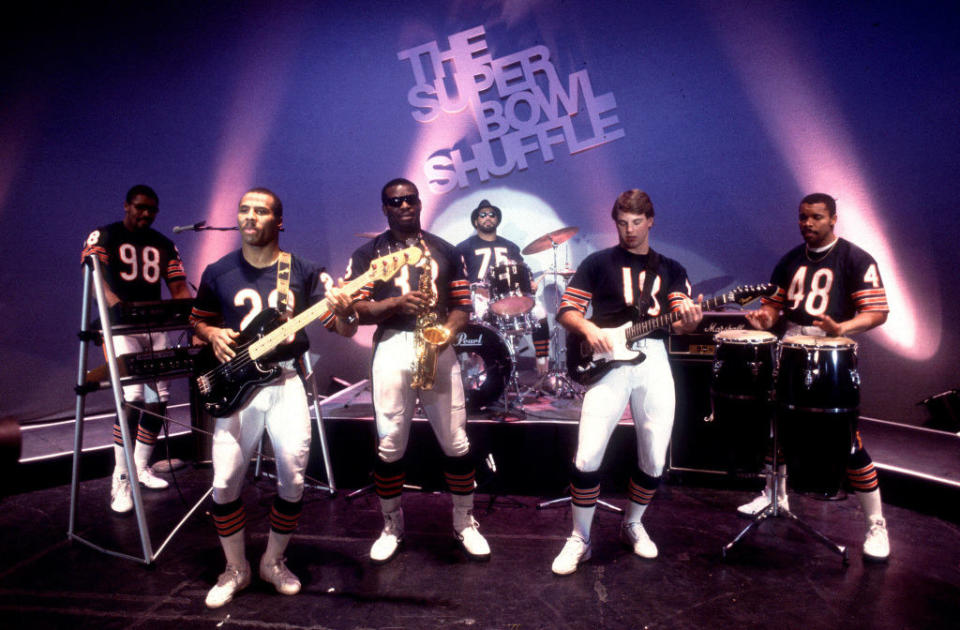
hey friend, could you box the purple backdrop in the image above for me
[2,1,958,426]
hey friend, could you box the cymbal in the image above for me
[522,226,579,255]
[534,268,576,280]
[354,231,381,239]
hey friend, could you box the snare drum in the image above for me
[493,312,536,336]
[487,261,535,317]
[710,329,777,471]
[453,322,515,410]
[776,335,859,494]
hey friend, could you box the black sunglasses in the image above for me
[133,203,158,212]
[477,211,497,218]
[384,194,420,208]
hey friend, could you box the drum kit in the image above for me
[453,226,582,415]
[713,330,860,562]
[354,226,582,414]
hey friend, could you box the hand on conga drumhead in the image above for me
[745,306,776,330]
[812,314,842,336]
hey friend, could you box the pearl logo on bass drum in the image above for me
[455,331,484,346]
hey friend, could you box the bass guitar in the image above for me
[196,246,422,417]
[566,284,772,385]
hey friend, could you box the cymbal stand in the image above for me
[487,332,528,420]
[532,240,581,399]
[721,410,848,564]
[529,241,610,511]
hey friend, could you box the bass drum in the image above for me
[453,322,514,411]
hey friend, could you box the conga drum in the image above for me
[710,330,777,472]
[776,335,859,495]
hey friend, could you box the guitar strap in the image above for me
[633,249,660,322]
[275,250,306,376]
[276,251,292,316]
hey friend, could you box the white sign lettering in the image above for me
[399,25,625,194]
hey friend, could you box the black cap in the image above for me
[471,199,502,227]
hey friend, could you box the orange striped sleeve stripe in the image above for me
[762,287,786,308]
[667,292,688,312]
[81,245,108,264]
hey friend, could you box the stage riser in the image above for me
[313,418,642,496]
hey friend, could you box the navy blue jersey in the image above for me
[345,231,471,338]
[82,221,186,302]
[762,238,888,326]
[455,234,524,284]
[558,247,692,339]
[190,250,334,355]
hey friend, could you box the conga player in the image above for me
[744,192,890,561]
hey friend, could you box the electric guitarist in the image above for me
[550,189,702,576]
[189,187,357,609]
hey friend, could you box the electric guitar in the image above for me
[566,284,772,385]
[195,246,422,417]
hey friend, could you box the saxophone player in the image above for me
[343,178,491,563]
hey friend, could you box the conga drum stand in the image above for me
[721,421,849,564]
[536,494,622,513]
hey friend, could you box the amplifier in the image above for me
[122,345,205,378]
[85,345,205,387]
[668,311,750,359]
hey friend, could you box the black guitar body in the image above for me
[195,308,285,417]
[564,284,773,387]
[565,330,647,386]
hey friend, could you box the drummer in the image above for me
[455,199,550,375]
[743,192,891,561]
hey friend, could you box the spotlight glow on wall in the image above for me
[712,5,940,360]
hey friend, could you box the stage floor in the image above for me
[0,465,957,630]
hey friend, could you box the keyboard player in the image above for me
[81,184,192,513]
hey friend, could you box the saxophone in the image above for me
[410,242,451,390]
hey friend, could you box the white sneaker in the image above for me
[137,466,169,490]
[621,520,658,559]
[260,557,301,595]
[370,509,404,564]
[551,534,591,575]
[110,474,133,514]
[455,516,491,561]
[863,517,890,561]
[737,489,789,516]
[205,561,251,608]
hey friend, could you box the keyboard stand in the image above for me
[69,256,208,564]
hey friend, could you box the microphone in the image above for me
[172,220,206,234]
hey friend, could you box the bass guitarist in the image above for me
[551,189,702,575]
[190,187,358,608]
